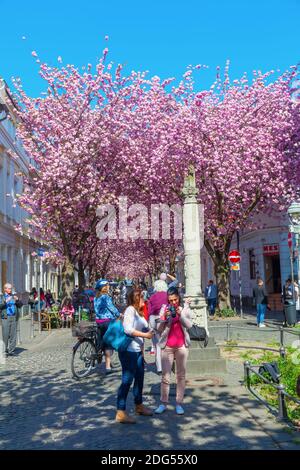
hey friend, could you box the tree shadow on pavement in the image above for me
[0,354,285,451]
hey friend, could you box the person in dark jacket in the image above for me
[45,290,55,308]
[253,278,269,328]
[205,280,218,316]
[0,283,23,356]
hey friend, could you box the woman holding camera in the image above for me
[154,286,193,416]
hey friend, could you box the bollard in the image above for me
[279,346,286,359]
[279,327,286,358]
[279,327,284,349]
[38,308,41,334]
[244,361,251,388]
[16,320,21,345]
[278,384,288,421]
[30,305,35,339]
[226,323,231,342]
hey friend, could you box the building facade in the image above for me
[176,210,295,311]
[229,211,293,310]
[0,79,59,300]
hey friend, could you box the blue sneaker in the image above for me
[154,404,167,414]
[175,404,184,415]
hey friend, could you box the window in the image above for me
[249,249,256,280]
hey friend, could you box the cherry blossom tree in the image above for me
[117,64,300,308]
[185,66,299,308]
[13,50,154,300]
[12,46,299,310]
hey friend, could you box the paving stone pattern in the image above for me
[0,324,300,450]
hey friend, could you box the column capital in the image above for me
[182,185,199,199]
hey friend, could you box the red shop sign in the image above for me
[263,244,279,256]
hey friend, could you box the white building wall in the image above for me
[176,208,295,304]
[0,79,58,299]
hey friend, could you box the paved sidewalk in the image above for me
[1,329,300,450]
[208,315,300,347]
[0,316,52,353]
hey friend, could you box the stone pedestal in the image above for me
[186,338,227,376]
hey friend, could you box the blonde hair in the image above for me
[96,285,109,298]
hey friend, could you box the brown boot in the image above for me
[135,404,153,416]
[115,410,136,424]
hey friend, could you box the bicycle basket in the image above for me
[72,321,96,338]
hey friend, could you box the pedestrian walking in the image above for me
[205,280,218,317]
[253,278,269,327]
[34,288,46,312]
[0,283,23,356]
[116,288,153,424]
[94,279,120,374]
[139,282,149,321]
[154,286,193,416]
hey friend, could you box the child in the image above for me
[60,299,74,328]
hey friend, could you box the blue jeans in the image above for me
[256,304,267,325]
[207,298,217,315]
[117,350,144,411]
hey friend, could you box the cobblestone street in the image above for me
[1,322,300,450]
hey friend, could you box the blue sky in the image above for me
[0,0,299,97]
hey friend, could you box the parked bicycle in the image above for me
[71,321,103,379]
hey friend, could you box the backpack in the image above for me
[188,324,209,347]
[283,285,293,300]
[102,319,132,352]
[258,362,280,383]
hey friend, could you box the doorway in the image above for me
[264,255,281,294]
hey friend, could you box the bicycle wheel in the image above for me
[71,338,97,379]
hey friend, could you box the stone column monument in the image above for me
[181,165,226,375]
[182,165,208,332]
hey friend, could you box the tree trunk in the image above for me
[169,252,177,277]
[214,255,231,310]
[61,258,75,306]
[78,260,85,291]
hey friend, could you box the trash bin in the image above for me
[284,302,297,326]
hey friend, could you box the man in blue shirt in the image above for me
[205,280,218,317]
[0,283,23,356]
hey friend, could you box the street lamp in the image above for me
[288,202,300,284]
[286,202,300,326]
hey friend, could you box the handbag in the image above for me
[188,324,208,347]
[102,318,132,352]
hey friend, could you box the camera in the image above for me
[168,305,177,318]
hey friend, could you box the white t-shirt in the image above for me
[123,306,149,352]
